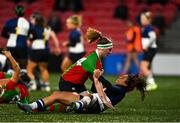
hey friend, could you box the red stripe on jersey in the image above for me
[16,84,29,99]
[5,80,29,99]
[49,104,55,112]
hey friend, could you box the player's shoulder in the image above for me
[86,51,98,60]
[6,18,17,25]
[146,25,154,31]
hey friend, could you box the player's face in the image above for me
[140,15,150,26]
[66,19,75,29]
[102,48,112,57]
[116,74,128,86]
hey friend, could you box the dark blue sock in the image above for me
[36,99,46,111]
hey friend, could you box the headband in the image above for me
[97,42,113,49]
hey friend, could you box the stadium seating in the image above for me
[0,0,178,53]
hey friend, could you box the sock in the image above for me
[41,82,50,87]
[75,101,84,110]
[30,99,45,111]
[147,73,155,84]
[44,82,49,85]
[46,103,66,112]
[29,102,38,110]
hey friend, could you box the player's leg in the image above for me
[132,51,140,68]
[17,91,80,112]
[140,48,158,91]
[27,60,38,90]
[123,52,133,73]
[46,103,67,112]
[39,62,50,91]
[140,60,157,91]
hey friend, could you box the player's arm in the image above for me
[2,50,20,83]
[50,30,61,55]
[93,69,114,109]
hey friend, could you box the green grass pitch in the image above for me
[0,73,180,122]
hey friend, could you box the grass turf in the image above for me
[0,73,180,122]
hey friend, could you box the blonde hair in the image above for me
[142,11,152,20]
[67,15,82,27]
[86,27,113,46]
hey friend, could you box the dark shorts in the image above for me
[29,49,49,63]
[142,48,157,63]
[68,52,86,63]
[59,77,87,93]
[7,47,28,60]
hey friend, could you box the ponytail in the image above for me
[86,27,102,43]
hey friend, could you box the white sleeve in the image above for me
[148,31,156,43]
[142,31,156,49]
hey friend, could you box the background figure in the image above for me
[114,0,129,20]
[47,12,62,34]
[1,5,32,69]
[68,0,84,13]
[53,0,69,12]
[140,11,158,91]
[27,12,60,92]
[123,21,142,74]
[53,0,84,13]
[61,15,85,72]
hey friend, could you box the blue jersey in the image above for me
[30,26,51,50]
[141,25,157,49]
[141,25,153,38]
[105,85,126,106]
[68,28,85,53]
[1,17,32,48]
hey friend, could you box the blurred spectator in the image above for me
[48,12,62,33]
[11,0,36,3]
[146,0,169,5]
[53,0,84,13]
[53,0,69,12]
[114,0,128,20]
[152,10,166,35]
[123,21,142,73]
[12,0,22,3]
[25,0,36,4]
[69,0,84,13]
